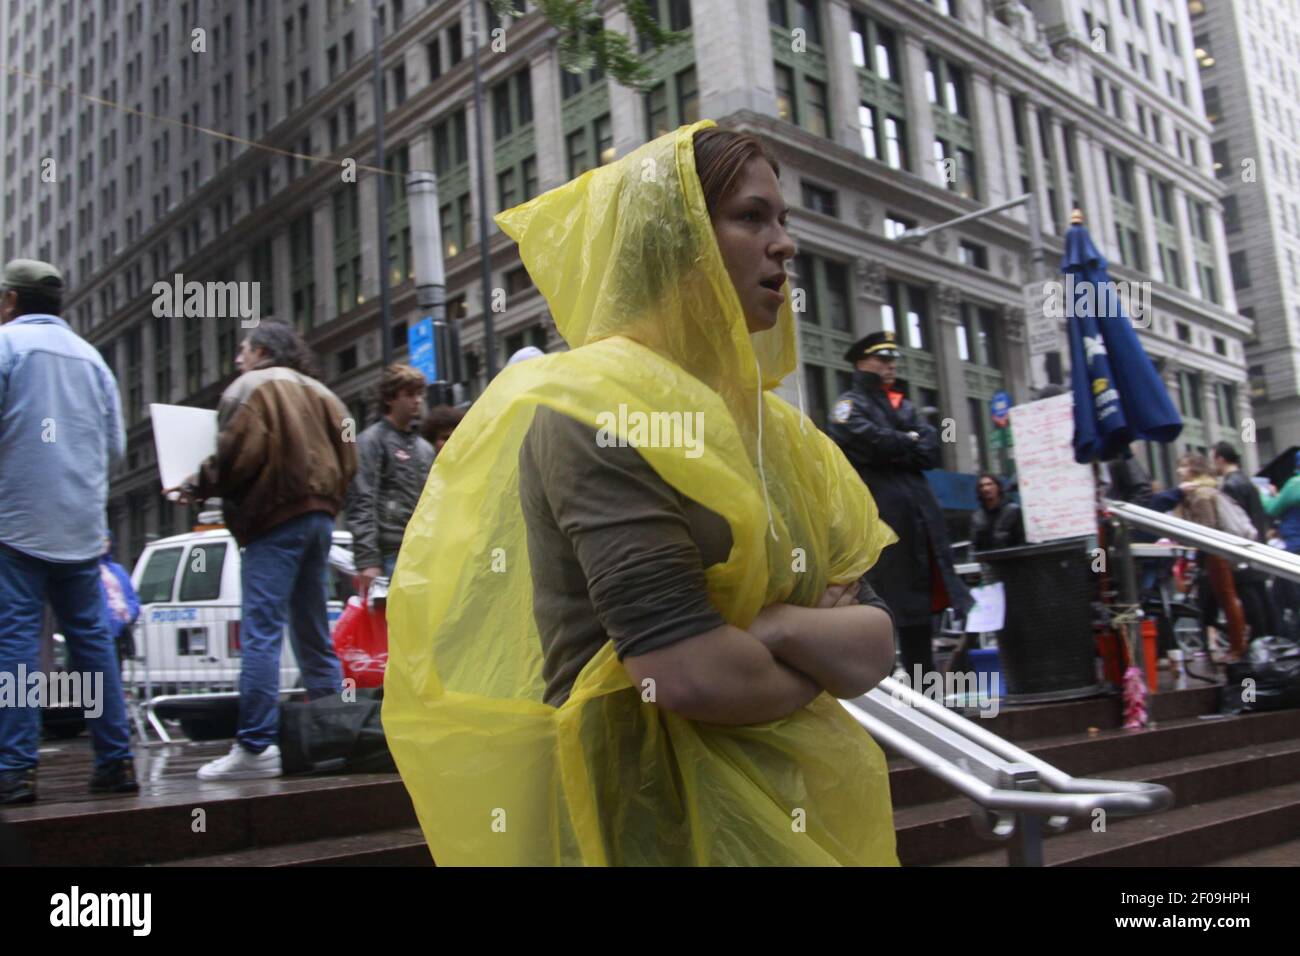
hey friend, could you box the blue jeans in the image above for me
[237,512,343,753]
[381,552,398,577]
[0,543,133,772]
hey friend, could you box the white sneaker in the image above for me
[196,743,282,781]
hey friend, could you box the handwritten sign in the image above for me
[965,582,1006,633]
[1009,393,1096,543]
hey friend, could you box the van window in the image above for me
[179,543,228,601]
[178,627,208,656]
[137,547,184,603]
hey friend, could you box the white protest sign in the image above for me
[965,582,1006,633]
[1009,393,1096,543]
[150,403,218,493]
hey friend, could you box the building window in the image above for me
[523,156,538,201]
[498,168,517,211]
[427,38,441,80]
[801,181,837,217]
[337,344,357,374]
[859,103,878,160]
[824,260,850,332]
[792,254,851,332]
[566,129,589,180]
[448,22,463,65]
[1177,371,1203,420]
[881,280,930,351]
[884,115,907,170]
[1229,250,1251,289]
[803,76,829,137]
[646,60,692,140]
[1215,383,1236,428]
[959,241,988,270]
[884,214,916,240]
[433,109,469,174]
[774,64,796,124]
[492,70,534,143]
[646,81,669,138]
[676,66,698,125]
[1201,265,1219,305]
[1211,139,1230,178]
[1162,246,1184,288]
[153,314,171,402]
[795,0,822,45]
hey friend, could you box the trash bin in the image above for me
[979,537,1104,704]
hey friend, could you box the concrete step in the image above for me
[157,827,433,867]
[937,683,1221,746]
[897,737,1300,865]
[1209,837,1300,866]
[888,708,1300,809]
[6,773,419,866]
[934,779,1300,867]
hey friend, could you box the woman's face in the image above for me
[711,157,798,334]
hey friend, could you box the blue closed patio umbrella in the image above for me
[1059,211,1182,727]
[1061,210,1182,464]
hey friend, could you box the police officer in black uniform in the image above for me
[827,331,972,676]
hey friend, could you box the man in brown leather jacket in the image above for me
[169,322,357,780]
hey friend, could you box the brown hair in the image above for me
[693,127,781,219]
[420,403,465,444]
[377,363,427,412]
[1178,452,1210,477]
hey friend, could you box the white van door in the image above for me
[174,539,242,688]
[218,541,302,687]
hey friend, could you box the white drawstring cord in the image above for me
[754,351,779,542]
[791,299,807,433]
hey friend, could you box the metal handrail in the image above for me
[1106,500,1300,584]
[843,677,1174,865]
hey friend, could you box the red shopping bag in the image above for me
[332,597,389,688]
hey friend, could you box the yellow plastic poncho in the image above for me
[383,119,900,866]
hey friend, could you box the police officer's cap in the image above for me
[844,330,901,363]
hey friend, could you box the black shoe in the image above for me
[0,769,36,805]
[88,758,139,794]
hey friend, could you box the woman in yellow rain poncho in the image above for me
[383,119,900,865]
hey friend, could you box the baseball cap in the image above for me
[1,258,65,296]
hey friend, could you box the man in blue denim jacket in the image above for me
[0,259,138,805]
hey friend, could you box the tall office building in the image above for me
[1189,0,1300,463]
[0,0,1262,565]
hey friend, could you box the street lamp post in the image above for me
[891,192,1054,473]
[468,0,497,382]
[893,191,1060,388]
[896,192,1043,277]
[371,0,394,368]
[407,169,452,405]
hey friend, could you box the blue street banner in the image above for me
[408,317,437,383]
[990,390,1011,428]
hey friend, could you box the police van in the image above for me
[126,511,355,740]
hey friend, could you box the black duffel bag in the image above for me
[1220,637,1300,714]
[278,687,398,775]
